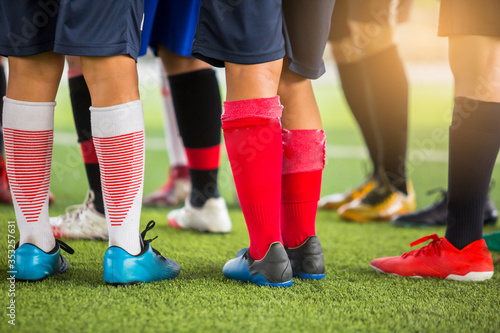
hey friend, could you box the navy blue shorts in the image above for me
[329,0,413,42]
[438,0,500,37]
[147,0,201,57]
[0,0,144,60]
[191,0,335,80]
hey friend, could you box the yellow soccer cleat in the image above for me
[338,180,416,223]
[319,177,377,210]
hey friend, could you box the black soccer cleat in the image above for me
[391,188,498,227]
[222,243,293,287]
[285,236,325,280]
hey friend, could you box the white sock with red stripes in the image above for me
[2,97,56,252]
[91,100,145,255]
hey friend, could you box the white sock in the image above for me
[159,60,187,167]
[91,100,145,255]
[3,97,56,252]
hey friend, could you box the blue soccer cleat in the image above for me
[12,240,74,282]
[222,242,293,287]
[103,220,181,286]
[285,236,325,280]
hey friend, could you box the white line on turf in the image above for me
[53,132,500,164]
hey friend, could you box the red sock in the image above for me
[222,96,283,260]
[281,129,326,248]
[80,139,99,164]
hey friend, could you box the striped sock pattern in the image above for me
[91,100,145,255]
[93,131,145,228]
[4,128,53,223]
[2,97,56,252]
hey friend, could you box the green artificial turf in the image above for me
[0,81,499,333]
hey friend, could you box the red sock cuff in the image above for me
[222,96,283,122]
[282,129,326,175]
[185,145,220,170]
[80,139,99,164]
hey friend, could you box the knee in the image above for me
[8,53,65,85]
[80,55,137,86]
[449,36,500,102]
[158,47,210,76]
[332,23,395,64]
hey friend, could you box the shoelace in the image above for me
[62,191,96,225]
[56,239,75,255]
[418,187,448,211]
[14,239,75,255]
[140,221,163,257]
[402,234,442,258]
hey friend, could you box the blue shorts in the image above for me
[0,0,144,60]
[139,0,160,57]
[140,0,201,58]
[191,0,335,79]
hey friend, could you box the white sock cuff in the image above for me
[91,100,144,137]
[2,97,55,131]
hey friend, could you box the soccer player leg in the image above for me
[143,60,190,207]
[53,0,179,284]
[276,0,333,280]
[50,56,107,240]
[443,35,500,262]
[320,1,378,210]
[222,61,292,286]
[4,52,74,281]
[370,0,500,279]
[82,55,179,285]
[192,0,293,287]
[279,66,326,280]
[159,50,231,233]
[332,0,415,221]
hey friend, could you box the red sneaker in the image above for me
[370,234,494,281]
[143,165,190,207]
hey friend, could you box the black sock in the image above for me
[445,97,500,249]
[363,46,409,194]
[69,75,105,214]
[168,69,222,208]
[337,61,380,177]
[0,64,6,156]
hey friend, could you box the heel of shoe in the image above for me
[286,236,325,279]
[250,243,293,285]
